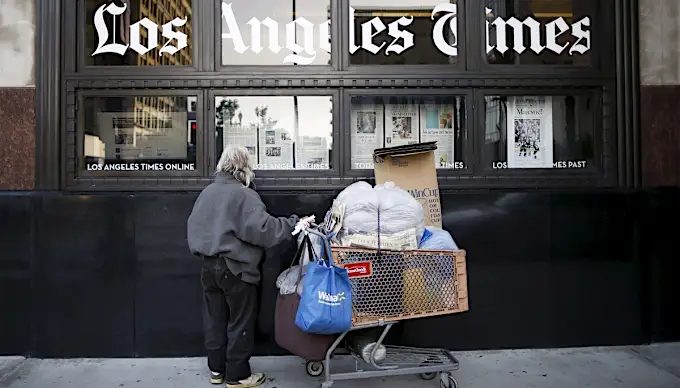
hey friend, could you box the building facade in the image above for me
[0,0,678,357]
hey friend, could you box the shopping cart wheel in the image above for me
[419,355,440,380]
[439,373,458,388]
[306,361,324,377]
[419,372,437,380]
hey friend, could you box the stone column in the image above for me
[639,0,680,186]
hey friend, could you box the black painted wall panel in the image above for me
[643,189,680,343]
[0,195,33,355]
[133,194,203,357]
[32,195,137,357]
[0,189,676,357]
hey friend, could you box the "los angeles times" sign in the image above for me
[92,2,591,64]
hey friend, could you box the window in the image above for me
[219,0,332,66]
[57,0,618,190]
[80,95,198,173]
[483,94,596,170]
[484,0,594,65]
[350,95,467,170]
[84,0,193,66]
[215,96,333,170]
[349,0,459,65]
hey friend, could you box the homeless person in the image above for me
[187,144,301,387]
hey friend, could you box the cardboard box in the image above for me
[373,142,442,228]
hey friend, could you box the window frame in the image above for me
[36,0,639,191]
[66,88,207,189]
[472,88,611,181]
[72,0,205,74]
[342,88,474,178]
[207,89,342,178]
[213,0,342,73]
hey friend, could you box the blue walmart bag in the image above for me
[295,260,352,335]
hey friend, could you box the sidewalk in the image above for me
[1,343,679,388]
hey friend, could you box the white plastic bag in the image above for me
[296,231,325,265]
[336,181,425,242]
[276,265,307,295]
[374,182,425,240]
[336,181,380,235]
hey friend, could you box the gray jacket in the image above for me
[187,173,299,284]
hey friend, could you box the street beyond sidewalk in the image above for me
[1,344,679,388]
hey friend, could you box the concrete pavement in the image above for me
[1,344,679,388]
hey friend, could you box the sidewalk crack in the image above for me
[627,347,680,380]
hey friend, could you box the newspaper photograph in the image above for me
[350,103,384,169]
[258,123,293,169]
[385,103,419,147]
[98,112,188,160]
[224,123,258,160]
[296,135,330,169]
[419,103,456,168]
[506,96,554,168]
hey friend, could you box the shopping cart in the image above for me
[299,225,468,388]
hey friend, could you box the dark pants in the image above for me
[201,257,257,382]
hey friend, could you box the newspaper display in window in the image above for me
[223,123,258,160]
[296,135,330,169]
[506,96,553,168]
[419,102,456,168]
[384,103,419,147]
[258,123,294,169]
[350,103,384,169]
[97,111,188,160]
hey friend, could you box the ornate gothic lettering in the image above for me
[431,3,458,56]
[92,1,593,62]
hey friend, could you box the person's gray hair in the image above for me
[215,144,255,187]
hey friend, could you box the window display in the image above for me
[484,94,595,170]
[80,95,197,171]
[350,96,466,170]
[215,96,333,170]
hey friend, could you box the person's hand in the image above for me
[292,215,315,235]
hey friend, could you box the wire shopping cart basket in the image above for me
[301,225,469,388]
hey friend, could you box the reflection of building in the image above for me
[82,1,194,161]
[85,0,193,66]
[137,0,193,66]
[133,1,193,159]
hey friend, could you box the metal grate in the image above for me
[332,247,468,326]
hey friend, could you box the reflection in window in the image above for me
[350,96,466,169]
[349,0,459,65]
[81,95,197,169]
[220,0,331,66]
[485,0,592,65]
[215,96,333,170]
[84,0,193,66]
[484,95,594,169]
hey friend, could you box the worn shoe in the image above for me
[209,371,225,384]
[226,373,266,388]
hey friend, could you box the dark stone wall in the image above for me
[0,88,35,190]
[640,86,680,187]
